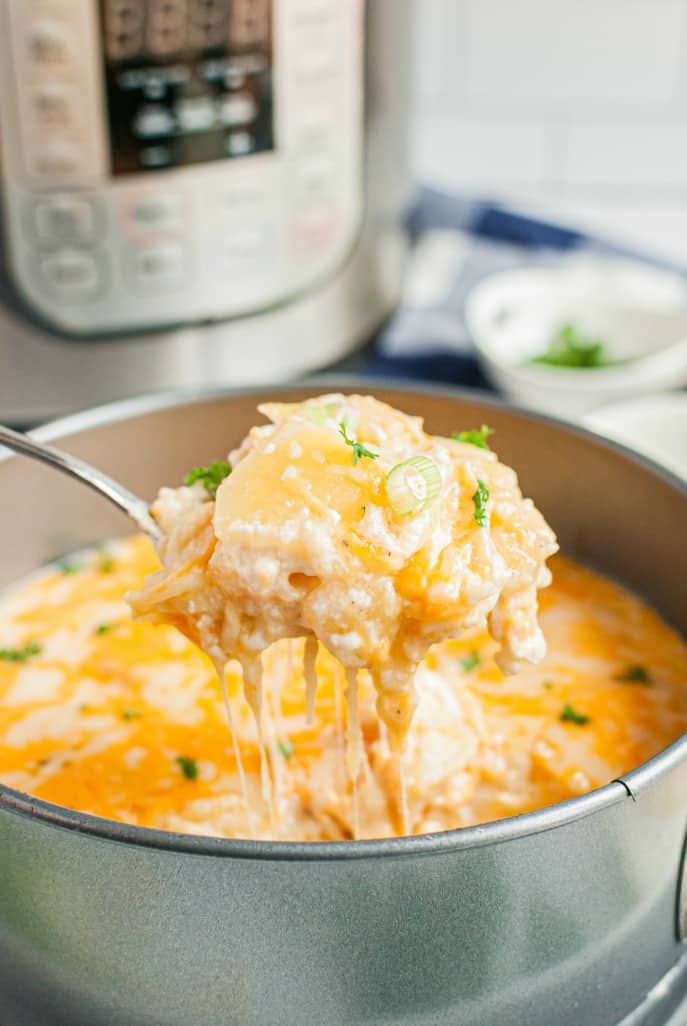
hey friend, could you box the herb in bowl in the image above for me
[530,322,614,370]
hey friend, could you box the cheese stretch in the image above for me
[129,394,558,827]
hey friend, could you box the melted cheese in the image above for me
[129,394,558,785]
[1,536,686,841]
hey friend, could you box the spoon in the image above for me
[0,424,162,542]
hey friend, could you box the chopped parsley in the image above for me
[278,740,294,759]
[98,553,115,573]
[175,755,199,780]
[615,664,652,685]
[184,460,232,499]
[0,641,41,663]
[79,704,92,713]
[460,650,481,672]
[542,680,554,690]
[339,421,378,466]
[94,623,112,636]
[121,709,143,721]
[560,703,590,726]
[452,425,494,450]
[472,479,490,527]
[530,322,614,370]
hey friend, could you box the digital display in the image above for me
[99,0,274,175]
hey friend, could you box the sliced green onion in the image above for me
[472,479,490,526]
[278,739,294,759]
[306,402,338,425]
[385,456,441,516]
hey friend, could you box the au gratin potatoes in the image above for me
[1,394,686,841]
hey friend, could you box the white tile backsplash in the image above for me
[410,0,687,261]
[462,0,686,109]
[412,114,550,190]
[564,120,687,189]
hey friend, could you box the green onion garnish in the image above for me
[615,665,651,685]
[278,740,294,759]
[306,403,338,425]
[560,703,590,726]
[175,755,199,780]
[460,650,480,672]
[0,641,41,663]
[184,461,232,499]
[339,421,378,466]
[452,425,494,450]
[385,455,441,516]
[472,479,490,527]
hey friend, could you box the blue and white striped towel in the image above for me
[363,187,683,388]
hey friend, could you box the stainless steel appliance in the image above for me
[0,2,411,421]
[1,383,687,1026]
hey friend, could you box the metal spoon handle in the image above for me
[0,423,161,542]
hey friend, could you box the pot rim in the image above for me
[1,377,685,860]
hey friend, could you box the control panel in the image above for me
[0,0,364,333]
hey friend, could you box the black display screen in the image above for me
[99,0,274,175]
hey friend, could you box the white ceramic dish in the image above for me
[585,392,687,482]
[465,260,687,417]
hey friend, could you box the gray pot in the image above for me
[1,384,686,1026]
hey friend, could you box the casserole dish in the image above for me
[1,383,686,1026]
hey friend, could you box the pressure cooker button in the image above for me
[130,192,184,231]
[230,0,271,49]
[222,222,268,265]
[176,96,216,134]
[218,94,257,127]
[294,154,336,205]
[31,141,81,178]
[33,195,99,245]
[226,131,255,157]
[40,250,102,300]
[291,205,337,252]
[133,242,187,289]
[140,145,173,169]
[28,18,73,64]
[32,82,74,125]
[133,104,176,139]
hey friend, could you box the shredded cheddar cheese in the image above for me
[1,537,686,841]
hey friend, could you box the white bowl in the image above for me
[465,260,687,418]
[584,392,687,481]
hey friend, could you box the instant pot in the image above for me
[0,1,411,421]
